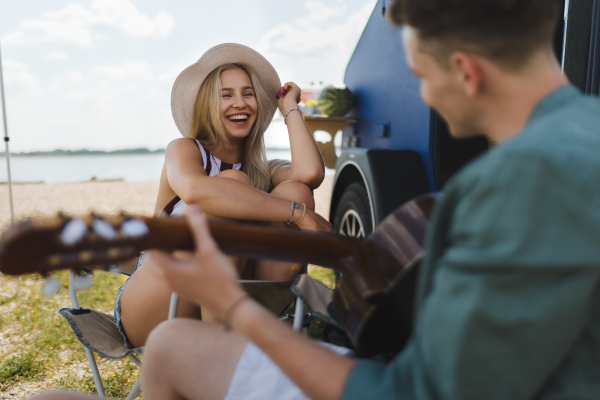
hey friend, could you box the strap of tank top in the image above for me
[161,195,181,217]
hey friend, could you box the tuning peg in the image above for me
[74,269,94,290]
[61,218,88,246]
[121,219,149,238]
[42,276,61,297]
[93,218,118,240]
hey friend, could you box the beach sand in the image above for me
[0,176,334,229]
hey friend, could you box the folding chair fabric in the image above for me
[59,307,142,359]
[291,274,344,330]
[240,280,295,317]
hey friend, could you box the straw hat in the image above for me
[171,43,281,137]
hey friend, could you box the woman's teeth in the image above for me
[228,115,248,121]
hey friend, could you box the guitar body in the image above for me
[332,195,435,358]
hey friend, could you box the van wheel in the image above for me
[333,183,373,238]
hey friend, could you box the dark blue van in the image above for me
[319,0,599,238]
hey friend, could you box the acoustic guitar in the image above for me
[0,195,435,357]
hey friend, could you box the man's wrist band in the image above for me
[223,294,250,331]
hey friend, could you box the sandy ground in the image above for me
[0,176,334,230]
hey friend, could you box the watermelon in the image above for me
[317,85,354,117]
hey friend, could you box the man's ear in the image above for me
[451,52,483,97]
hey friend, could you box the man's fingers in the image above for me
[185,206,219,253]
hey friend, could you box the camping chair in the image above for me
[59,263,300,399]
[59,264,144,399]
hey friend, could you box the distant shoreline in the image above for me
[0,147,293,157]
[0,148,165,157]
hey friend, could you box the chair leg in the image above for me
[292,299,304,332]
[125,378,142,400]
[127,353,142,367]
[168,292,179,320]
[84,348,106,398]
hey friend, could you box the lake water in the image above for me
[0,149,335,184]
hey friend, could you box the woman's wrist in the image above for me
[283,108,302,125]
[279,101,300,115]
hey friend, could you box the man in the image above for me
[32,0,600,399]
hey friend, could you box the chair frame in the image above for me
[68,270,143,400]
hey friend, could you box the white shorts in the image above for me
[224,341,354,400]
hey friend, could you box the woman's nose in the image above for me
[233,94,246,108]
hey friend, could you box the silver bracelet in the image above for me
[285,200,300,228]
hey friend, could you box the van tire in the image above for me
[333,182,373,238]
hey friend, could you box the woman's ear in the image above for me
[451,52,484,97]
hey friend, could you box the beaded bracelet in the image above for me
[284,108,302,125]
[223,294,250,331]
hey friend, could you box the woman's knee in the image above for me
[271,181,315,210]
[216,169,252,186]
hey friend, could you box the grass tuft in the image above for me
[0,352,46,389]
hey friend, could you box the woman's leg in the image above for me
[253,181,315,281]
[142,319,248,400]
[119,253,203,348]
[119,169,253,348]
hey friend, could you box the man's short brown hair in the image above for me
[390,0,562,68]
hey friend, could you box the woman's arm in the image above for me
[164,138,331,232]
[152,208,356,400]
[272,83,325,189]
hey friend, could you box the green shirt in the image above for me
[342,85,600,400]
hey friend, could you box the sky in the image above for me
[0,0,377,152]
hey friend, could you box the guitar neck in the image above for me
[145,217,363,269]
[146,218,387,299]
[0,214,392,301]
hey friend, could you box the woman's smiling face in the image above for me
[219,67,258,142]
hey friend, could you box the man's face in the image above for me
[402,27,479,138]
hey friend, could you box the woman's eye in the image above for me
[244,92,255,97]
[221,94,232,98]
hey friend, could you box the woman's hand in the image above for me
[149,207,246,320]
[277,82,302,114]
[296,208,334,233]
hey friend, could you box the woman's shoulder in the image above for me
[166,137,203,151]
[165,138,204,160]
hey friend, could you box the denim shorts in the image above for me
[113,252,147,350]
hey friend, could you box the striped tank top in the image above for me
[161,139,245,217]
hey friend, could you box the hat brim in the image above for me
[171,43,281,137]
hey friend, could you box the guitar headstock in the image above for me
[0,212,154,276]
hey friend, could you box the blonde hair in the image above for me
[189,63,288,192]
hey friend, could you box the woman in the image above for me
[114,43,332,349]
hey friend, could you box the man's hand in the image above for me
[149,207,246,320]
